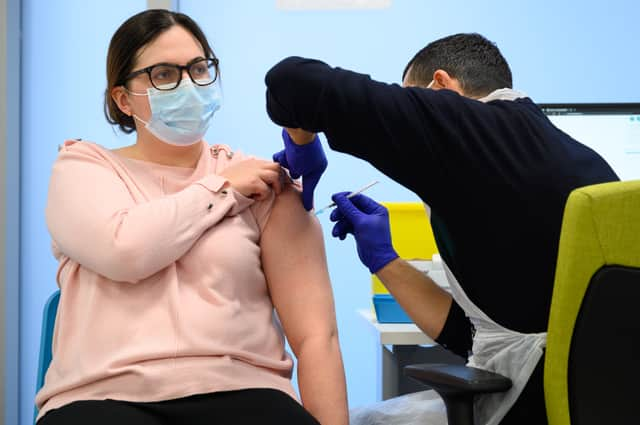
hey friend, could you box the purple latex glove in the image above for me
[272,129,327,211]
[330,192,399,274]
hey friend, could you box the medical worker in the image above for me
[265,33,618,424]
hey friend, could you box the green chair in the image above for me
[544,179,640,424]
[405,179,640,424]
[34,290,60,424]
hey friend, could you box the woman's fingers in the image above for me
[220,159,289,199]
[251,178,272,201]
[261,165,283,195]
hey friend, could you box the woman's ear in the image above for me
[111,86,131,117]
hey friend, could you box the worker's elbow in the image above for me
[265,56,304,87]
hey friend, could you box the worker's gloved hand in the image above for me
[330,192,399,274]
[272,128,327,211]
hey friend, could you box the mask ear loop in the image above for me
[125,87,149,97]
[132,115,149,126]
[123,87,150,124]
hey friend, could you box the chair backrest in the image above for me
[34,290,60,422]
[545,180,640,425]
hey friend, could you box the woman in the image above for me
[36,9,348,425]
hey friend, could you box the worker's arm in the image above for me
[376,258,452,340]
[265,56,480,198]
[330,192,472,357]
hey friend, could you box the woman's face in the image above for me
[125,25,208,122]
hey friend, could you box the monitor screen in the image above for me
[539,103,640,180]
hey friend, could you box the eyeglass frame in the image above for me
[121,56,220,91]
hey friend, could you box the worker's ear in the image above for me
[432,69,465,96]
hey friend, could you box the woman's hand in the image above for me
[219,159,285,201]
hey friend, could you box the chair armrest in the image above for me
[404,363,512,425]
[404,363,512,397]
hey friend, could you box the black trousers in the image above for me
[38,388,321,425]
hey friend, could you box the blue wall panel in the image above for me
[19,2,144,424]
[19,1,639,423]
[178,0,639,410]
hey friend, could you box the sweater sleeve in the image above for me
[45,143,254,283]
[265,56,472,199]
[435,300,473,360]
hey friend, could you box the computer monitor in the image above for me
[539,103,640,180]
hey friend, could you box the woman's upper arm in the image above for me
[46,143,240,282]
[45,146,143,277]
[260,185,338,352]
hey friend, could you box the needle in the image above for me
[315,180,380,215]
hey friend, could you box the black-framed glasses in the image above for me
[122,57,219,91]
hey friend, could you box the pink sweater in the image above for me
[36,140,297,420]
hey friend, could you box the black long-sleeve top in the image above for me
[265,56,619,359]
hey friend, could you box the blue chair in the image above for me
[34,290,60,424]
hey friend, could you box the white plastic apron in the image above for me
[440,257,546,425]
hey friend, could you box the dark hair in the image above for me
[402,33,512,97]
[104,9,216,134]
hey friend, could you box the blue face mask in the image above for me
[132,79,222,146]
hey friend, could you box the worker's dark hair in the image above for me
[104,9,216,134]
[402,33,512,97]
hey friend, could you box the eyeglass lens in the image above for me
[150,59,217,90]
